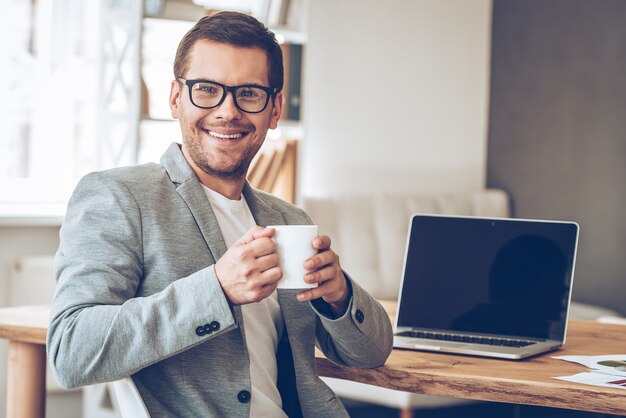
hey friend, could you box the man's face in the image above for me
[169,40,283,180]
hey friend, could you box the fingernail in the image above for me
[304,261,314,269]
[297,293,306,301]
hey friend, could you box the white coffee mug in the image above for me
[268,225,319,289]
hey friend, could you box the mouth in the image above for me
[203,128,251,140]
[208,130,244,139]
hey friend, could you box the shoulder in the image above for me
[90,162,165,185]
[69,163,172,212]
[76,162,167,194]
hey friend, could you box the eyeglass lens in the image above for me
[190,81,269,113]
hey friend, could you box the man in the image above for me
[47,11,392,418]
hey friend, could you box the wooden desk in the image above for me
[0,305,49,418]
[1,303,626,417]
[317,301,626,416]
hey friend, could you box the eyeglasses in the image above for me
[178,78,276,114]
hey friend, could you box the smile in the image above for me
[208,130,245,139]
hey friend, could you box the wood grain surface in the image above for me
[317,300,626,415]
[0,305,49,344]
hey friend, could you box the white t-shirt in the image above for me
[202,185,287,418]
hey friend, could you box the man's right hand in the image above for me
[215,226,282,305]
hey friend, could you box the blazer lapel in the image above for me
[160,143,227,263]
[242,182,285,228]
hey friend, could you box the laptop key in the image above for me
[396,331,536,347]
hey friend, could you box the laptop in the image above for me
[393,214,579,360]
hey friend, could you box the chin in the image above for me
[202,160,250,180]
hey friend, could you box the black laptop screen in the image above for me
[397,216,578,341]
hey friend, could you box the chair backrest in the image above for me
[112,377,151,418]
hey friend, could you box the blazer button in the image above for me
[195,326,206,336]
[237,390,251,403]
[203,323,213,334]
[355,309,365,323]
[210,321,220,332]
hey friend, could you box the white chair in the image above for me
[111,377,150,418]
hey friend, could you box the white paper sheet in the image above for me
[552,354,626,390]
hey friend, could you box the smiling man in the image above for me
[47,11,392,418]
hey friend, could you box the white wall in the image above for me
[301,0,493,196]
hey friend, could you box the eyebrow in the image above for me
[188,78,270,88]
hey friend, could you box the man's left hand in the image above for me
[297,235,350,314]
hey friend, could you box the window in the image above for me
[0,0,141,204]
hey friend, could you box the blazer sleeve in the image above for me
[47,172,236,389]
[313,277,393,369]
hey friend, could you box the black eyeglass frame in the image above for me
[178,78,277,114]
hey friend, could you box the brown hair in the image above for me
[173,11,283,93]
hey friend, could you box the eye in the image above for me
[237,87,264,101]
[194,83,221,96]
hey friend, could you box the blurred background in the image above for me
[0,0,624,417]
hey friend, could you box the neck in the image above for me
[198,173,245,200]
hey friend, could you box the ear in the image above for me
[169,80,182,119]
[269,92,284,130]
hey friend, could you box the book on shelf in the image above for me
[271,139,297,203]
[247,139,297,203]
[258,140,287,191]
[247,151,272,187]
[279,43,302,121]
[262,0,294,27]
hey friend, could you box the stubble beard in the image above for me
[184,133,260,181]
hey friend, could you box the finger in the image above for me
[256,253,279,273]
[304,249,337,271]
[247,237,277,257]
[312,234,331,250]
[258,282,279,300]
[257,226,276,239]
[257,266,283,287]
[243,277,280,303]
[296,281,332,302]
[240,266,281,301]
[237,226,275,246]
[304,265,338,285]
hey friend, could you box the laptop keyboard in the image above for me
[396,331,536,347]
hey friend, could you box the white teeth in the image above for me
[209,131,243,139]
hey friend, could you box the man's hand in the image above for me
[297,235,350,314]
[215,226,282,305]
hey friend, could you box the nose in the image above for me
[212,91,242,120]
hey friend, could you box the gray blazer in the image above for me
[47,143,393,418]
